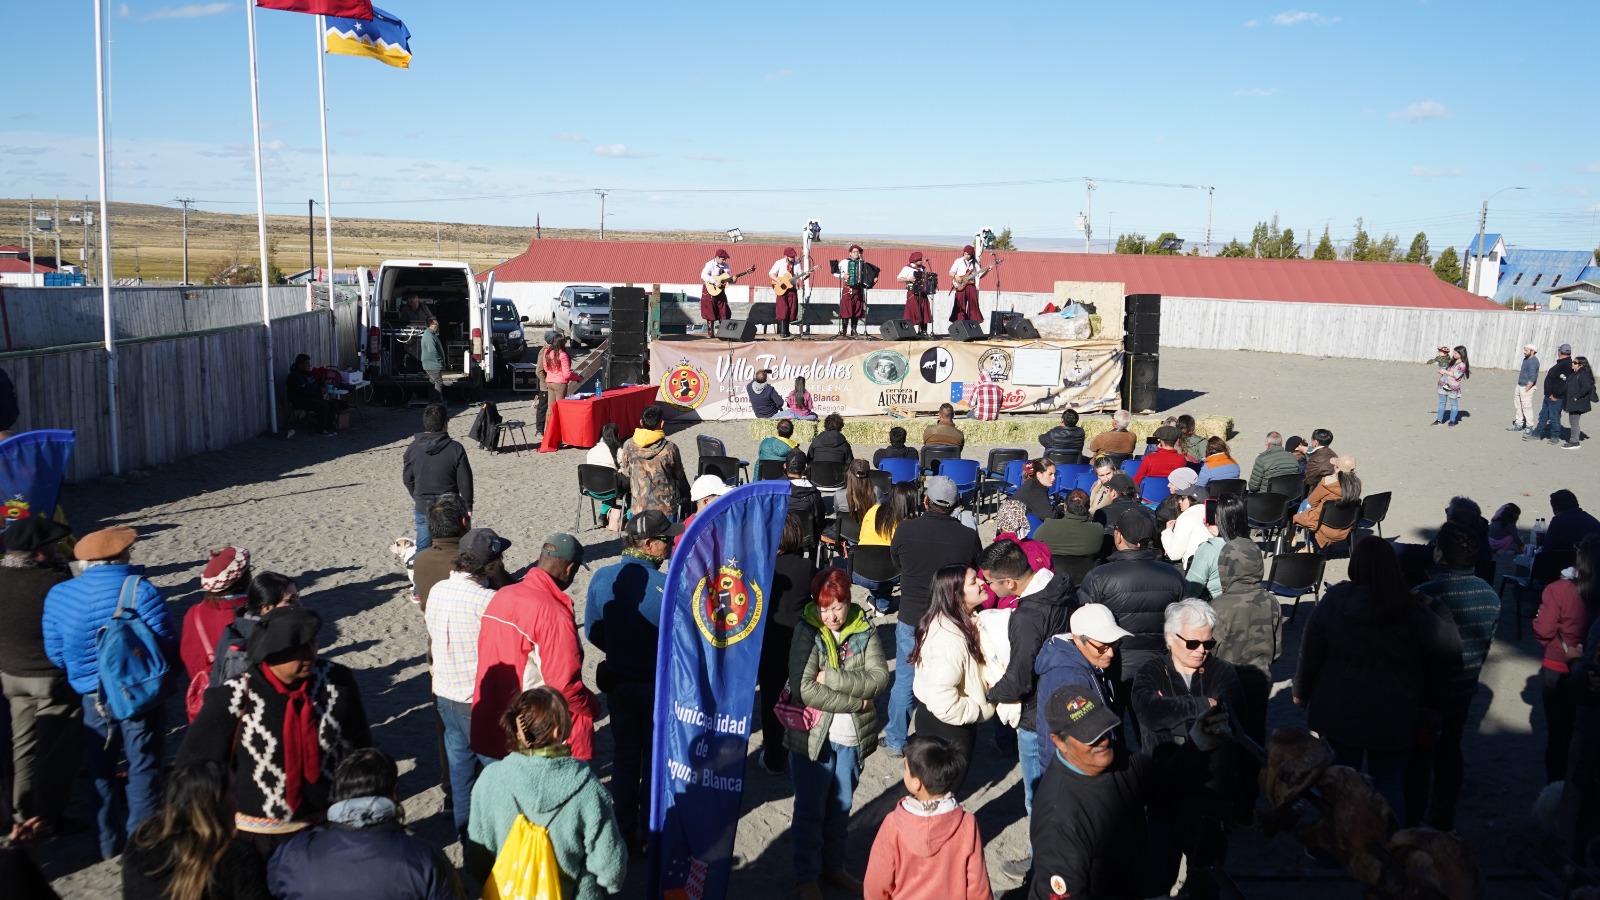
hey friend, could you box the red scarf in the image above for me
[261,663,320,812]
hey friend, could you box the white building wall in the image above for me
[0,272,47,287]
[1464,238,1505,298]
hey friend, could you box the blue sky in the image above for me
[4,1,1599,256]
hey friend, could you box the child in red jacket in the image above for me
[865,735,993,900]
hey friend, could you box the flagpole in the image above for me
[93,0,121,475]
[246,1,278,433]
[315,14,334,285]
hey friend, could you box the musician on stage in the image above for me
[768,247,807,339]
[896,251,934,337]
[949,244,983,323]
[834,244,868,337]
[699,248,736,329]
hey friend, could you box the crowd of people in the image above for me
[5,374,1600,900]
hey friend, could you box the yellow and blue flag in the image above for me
[324,6,411,68]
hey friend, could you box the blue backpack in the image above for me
[96,576,170,721]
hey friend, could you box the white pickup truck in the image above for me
[359,259,496,396]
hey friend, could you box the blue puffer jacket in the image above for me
[42,563,177,695]
[1033,632,1120,765]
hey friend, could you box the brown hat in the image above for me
[75,525,137,561]
[1332,455,1357,473]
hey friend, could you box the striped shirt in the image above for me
[1417,567,1502,705]
[423,571,495,703]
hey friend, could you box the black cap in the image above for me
[1044,684,1120,744]
[2,517,73,554]
[1106,472,1137,496]
[246,606,323,664]
[1115,507,1157,546]
[624,509,685,540]
[785,448,809,474]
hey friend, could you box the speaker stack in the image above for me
[714,318,756,342]
[1123,293,1161,412]
[607,286,648,388]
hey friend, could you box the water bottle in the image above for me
[594,381,603,399]
[1531,518,1546,551]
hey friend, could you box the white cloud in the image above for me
[1410,164,1468,178]
[1231,87,1280,98]
[119,3,132,17]
[1272,10,1339,25]
[551,133,586,143]
[1244,18,1259,27]
[1578,161,1600,174]
[1522,162,1547,173]
[593,143,650,159]
[686,151,728,162]
[115,159,145,170]
[143,3,233,21]
[1389,100,1449,123]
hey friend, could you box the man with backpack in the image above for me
[41,525,177,859]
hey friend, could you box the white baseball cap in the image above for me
[1071,604,1132,644]
[690,474,732,502]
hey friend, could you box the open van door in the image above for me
[476,270,497,380]
[357,265,378,378]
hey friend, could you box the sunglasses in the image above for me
[1173,636,1217,651]
[1082,637,1117,654]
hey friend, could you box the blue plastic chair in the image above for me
[1054,463,1093,496]
[939,459,981,504]
[1003,459,1027,493]
[1120,459,1142,479]
[878,457,920,485]
[1025,513,1044,535]
[1140,477,1172,504]
[1074,472,1098,494]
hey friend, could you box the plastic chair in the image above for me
[1205,478,1247,499]
[1101,452,1133,469]
[1265,552,1326,623]
[1305,500,1361,553]
[1043,448,1082,467]
[851,544,900,586]
[696,435,749,484]
[1120,459,1142,480]
[697,455,743,487]
[1074,472,1098,494]
[921,444,962,475]
[1055,463,1094,490]
[1026,513,1043,536]
[575,464,619,530]
[982,448,1031,509]
[1358,491,1392,538]
[757,459,787,481]
[1267,473,1304,500]
[878,457,920,485]
[810,460,848,491]
[1245,492,1293,552]
[1139,477,1172,504]
[939,459,981,505]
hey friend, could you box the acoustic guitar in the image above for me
[704,265,756,297]
[770,266,815,293]
[951,257,1003,290]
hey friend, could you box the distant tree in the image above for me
[1594,244,1599,266]
[1115,233,1149,254]
[1371,233,1401,263]
[1312,226,1337,260]
[991,227,1017,251]
[1345,218,1372,261]
[1405,231,1431,265]
[1249,215,1299,258]
[1432,246,1463,285]
[1216,238,1250,258]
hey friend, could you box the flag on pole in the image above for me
[324,7,412,68]
[257,0,372,18]
[0,430,75,541]
[648,481,789,900]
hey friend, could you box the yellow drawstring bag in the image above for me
[482,806,565,900]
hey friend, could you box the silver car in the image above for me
[553,285,611,347]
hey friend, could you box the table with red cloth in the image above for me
[538,383,658,452]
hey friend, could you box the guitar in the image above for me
[704,265,756,297]
[770,266,816,293]
[951,257,1003,290]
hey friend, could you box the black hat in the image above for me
[1114,507,1157,546]
[1105,472,1137,497]
[625,509,685,540]
[3,517,73,554]
[246,606,324,664]
[460,528,511,560]
[785,448,809,474]
[1044,684,1120,744]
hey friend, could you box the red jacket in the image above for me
[471,568,597,759]
[864,799,992,900]
[1534,579,1592,674]
[179,597,246,681]
[1133,447,1187,486]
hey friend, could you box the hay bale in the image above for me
[745,413,1234,448]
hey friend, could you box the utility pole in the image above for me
[1083,181,1095,253]
[1107,211,1115,253]
[436,224,441,255]
[1204,186,1214,257]
[595,189,608,240]
[27,197,35,279]
[309,199,316,275]
[174,197,194,284]
[83,200,92,281]
[53,198,62,277]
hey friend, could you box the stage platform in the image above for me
[741,413,1235,449]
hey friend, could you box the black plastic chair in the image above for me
[757,459,787,481]
[1264,552,1326,623]
[695,435,749,483]
[1043,448,1081,467]
[1101,452,1133,469]
[1267,473,1305,500]
[1245,492,1293,553]
[850,544,900,591]
[575,464,619,530]
[697,455,742,487]
[921,444,962,475]
[1205,479,1247,499]
[810,460,847,491]
[1306,500,1362,554]
[1358,491,1392,538]
[867,469,892,497]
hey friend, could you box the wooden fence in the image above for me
[0,285,310,351]
[2,310,334,482]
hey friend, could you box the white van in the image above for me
[359,260,496,395]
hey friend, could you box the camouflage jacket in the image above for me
[1210,538,1280,677]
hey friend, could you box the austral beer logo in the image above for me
[692,561,764,648]
[662,360,709,409]
[863,350,908,386]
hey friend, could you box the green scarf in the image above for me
[623,547,665,566]
[800,602,870,669]
[518,744,572,759]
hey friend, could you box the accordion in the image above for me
[911,270,938,296]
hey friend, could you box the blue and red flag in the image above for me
[648,480,789,900]
[257,0,373,19]
[0,430,75,541]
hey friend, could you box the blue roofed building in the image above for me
[1463,232,1596,307]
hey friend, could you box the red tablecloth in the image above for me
[539,383,659,452]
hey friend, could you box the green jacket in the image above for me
[420,328,444,372]
[785,603,889,760]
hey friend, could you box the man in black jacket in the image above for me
[402,403,473,552]
[1094,472,1144,537]
[1038,408,1085,459]
[1077,508,1184,748]
[1527,343,1573,444]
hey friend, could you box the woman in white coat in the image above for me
[908,564,995,793]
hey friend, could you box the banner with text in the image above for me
[648,480,789,900]
[652,337,1124,420]
[0,430,75,540]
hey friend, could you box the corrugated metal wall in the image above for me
[0,285,311,351]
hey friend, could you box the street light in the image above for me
[1473,186,1526,296]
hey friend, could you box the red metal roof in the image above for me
[0,258,54,273]
[481,239,1499,311]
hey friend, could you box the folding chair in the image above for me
[697,455,742,487]
[757,459,787,481]
[1245,492,1293,554]
[921,444,961,476]
[1139,477,1172,504]
[810,460,848,492]
[696,435,749,484]
[982,448,1030,509]
[939,458,981,508]
[878,457,920,485]
[1264,552,1326,623]
[575,464,620,530]
[1205,478,1247,499]
[1358,492,1392,538]
[1267,473,1305,500]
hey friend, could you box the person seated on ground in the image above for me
[873,426,919,467]
[1293,455,1361,549]
[809,413,854,465]
[1302,428,1336,491]
[1093,472,1144,536]
[268,748,463,900]
[922,403,966,450]
[760,418,801,464]
[1086,410,1137,459]
[1487,503,1525,553]
[122,760,269,900]
[1175,414,1207,462]
[1194,437,1240,487]
[1133,425,1188,486]
[1033,489,1104,561]
[747,368,786,418]
[785,449,826,546]
[786,376,819,421]
[1161,483,1211,567]
[1087,455,1118,516]
[1246,432,1301,492]
[1546,489,1600,555]
[286,353,335,436]
[1040,409,1085,459]
[864,735,993,900]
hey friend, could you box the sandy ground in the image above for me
[31,346,1597,899]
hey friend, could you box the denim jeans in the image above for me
[1532,395,1564,440]
[1018,727,1042,817]
[605,682,655,844]
[413,507,432,552]
[850,571,897,612]
[885,621,916,751]
[1435,392,1459,424]
[435,696,480,835]
[789,741,861,882]
[83,697,163,859]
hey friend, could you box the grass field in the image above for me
[0,198,851,284]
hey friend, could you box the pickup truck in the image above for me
[552,285,611,347]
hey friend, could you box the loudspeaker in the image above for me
[608,287,649,356]
[610,286,648,312]
[1125,293,1162,317]
[714,318,756,342]
[989,310,1024,336]
[1125,353,1159,413]
[606,354,647,388]
[1003,317,1040,340]
[880,319,919,341]
[948,321,986,341]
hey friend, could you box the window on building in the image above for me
[1551,275,1562,287]
[1512,273,1523,285]
[1532,274,1543,286]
